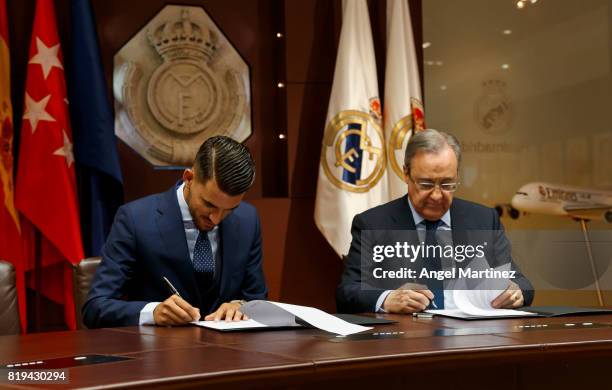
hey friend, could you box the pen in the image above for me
[162,276,182,299]
[399,281,439,309]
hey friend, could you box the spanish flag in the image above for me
[0,0,26,333]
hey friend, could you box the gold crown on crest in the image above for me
[148,9,218,62]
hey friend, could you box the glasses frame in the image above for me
[405,171,460,193]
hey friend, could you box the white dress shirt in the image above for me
[375,196,457,312]
[138,183,220,325]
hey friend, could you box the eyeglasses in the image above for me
[414,181,459,192]
[408,175,460,193]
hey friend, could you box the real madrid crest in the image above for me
[474,80,513,136]
[321,98,386,193]
[388,98,425,179]
[113,6,251,167]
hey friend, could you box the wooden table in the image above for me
[2,314,612,389]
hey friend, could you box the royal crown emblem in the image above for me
[113,6,251,167]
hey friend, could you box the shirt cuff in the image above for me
[375,290,392,313]
[139,302,161,326]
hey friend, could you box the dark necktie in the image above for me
[193,231,214,274]
[425,219,445,309]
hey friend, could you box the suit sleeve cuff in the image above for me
[139,302,161,326]
[375,290,392,313]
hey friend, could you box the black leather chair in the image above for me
[72,257,101,329]
[0,260,22,335]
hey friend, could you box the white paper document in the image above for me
[193,319,269,331]
[263,301,372,336]
[193,300,371,336]
[426,263,537,319]
[426,288,538,319]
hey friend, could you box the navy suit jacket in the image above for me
[82,185,267,328]
[336,196,534,313]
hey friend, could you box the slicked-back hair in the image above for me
[403,129,461,175]
[194,136,255,196]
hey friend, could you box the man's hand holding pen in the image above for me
[153,296,249,325]
[383,288,435,313]
[153,295,201,326]
[382,282,436,314]
[157,277,249,325]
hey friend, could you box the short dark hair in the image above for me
[194,136,255,196]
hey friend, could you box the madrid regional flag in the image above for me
[384,0,426,199]
[16,0,84,330]
[315,0,388,257]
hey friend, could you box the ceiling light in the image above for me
[517,0,539,9]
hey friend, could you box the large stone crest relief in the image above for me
[113,5,251,167]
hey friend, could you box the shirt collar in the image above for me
[176,183,219,233]
[176,183,192,222]
[406,195,451,228]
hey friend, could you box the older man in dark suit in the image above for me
[337,129,533,314]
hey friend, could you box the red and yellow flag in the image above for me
[0,0,27,333]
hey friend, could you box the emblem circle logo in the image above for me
[321,110,386,193]
[147,60,221,135]
[474,80,513,136]
[388,116,414,179]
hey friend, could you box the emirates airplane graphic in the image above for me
[496,182,612,223]
[498,182,612,307]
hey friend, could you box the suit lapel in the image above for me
[390,196,417,230]
[155,186,199,305]
[450,200,470,269]
[450,200,464,230]
[450,200,469,242]
[388,197,421,274]
[218,212,240,300]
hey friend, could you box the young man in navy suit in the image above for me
[337,129,534,314]
[83,136,267,327]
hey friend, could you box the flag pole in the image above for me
[34,227,42,332]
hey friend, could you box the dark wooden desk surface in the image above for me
[2,314,612,389]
